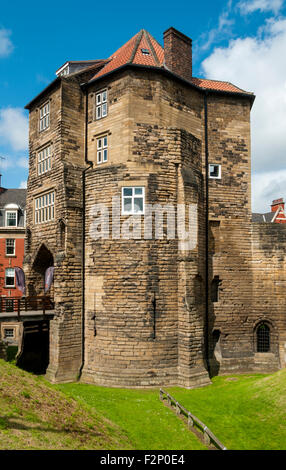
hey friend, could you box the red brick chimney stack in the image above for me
[271,198,284,213]
[163,27,192,82]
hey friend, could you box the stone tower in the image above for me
[25,27,285,389]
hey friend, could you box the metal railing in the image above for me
[159,389,227,450]
[0,296,55,319]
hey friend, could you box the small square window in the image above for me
[122,187,145,215]
[4,328,14,338]
[209,164,221,179]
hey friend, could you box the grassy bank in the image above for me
[0,359,131,450]
[165,371,286,450]
[2,357,286,450]
[56,383,207,450]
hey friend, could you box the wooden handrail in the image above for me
[0,295,54,317]
[159,389,227,450]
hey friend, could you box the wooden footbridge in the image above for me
[0,296,55,322]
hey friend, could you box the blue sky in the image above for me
[0,0,286,211]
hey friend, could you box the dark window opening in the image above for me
[257,323,270,352]
[141,48,150,55]
[211,276,221,302]
[59,220,66,250]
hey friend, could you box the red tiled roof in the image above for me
[190,77,248,94]
[92,30,164,80]
[89,30,252,96]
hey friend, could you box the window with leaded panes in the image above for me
[35,191,55,224]
[38,145,52,175]
[39,101,50,131]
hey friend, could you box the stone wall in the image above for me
[24,61,286,388]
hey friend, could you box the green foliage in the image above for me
[6,346,18,363]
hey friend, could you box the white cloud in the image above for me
[0,107,28,151]
[252,170,286,212]
[199,0,234,51]
[0,28,13,57]
[238,0,283,15]
[19,180,27,189]
[201,16,286,210]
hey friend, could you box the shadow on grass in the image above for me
[0,414,104,437]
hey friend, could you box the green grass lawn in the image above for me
[2,356,286,450]
[57,370,286,450]
[0,359,131,450]
[56,383,206,450]
[165,371,286,450]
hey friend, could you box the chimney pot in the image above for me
[271,198,284,212]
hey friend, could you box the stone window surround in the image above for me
[34,190,55,224]
[253,320,276,355]
[37,142,53,175]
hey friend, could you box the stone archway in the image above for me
[28,244,54,297]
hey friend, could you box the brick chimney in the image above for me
[163,27,192,82]
[271,198,285,212]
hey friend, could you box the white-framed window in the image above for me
[209,164,221,179]
[97,136,108,164]
[5,268,15,287]
[39,101,50,131]
[38,145,52,175]
[6,239,15,256]
[4,328,15,338]
[35,191,55,224]
[95,90,107,120]
[122,187,145,215]
[6,210,17,227]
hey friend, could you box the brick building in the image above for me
[21,27,286,387]
[0,185,26,346]
[253,198,286,223]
